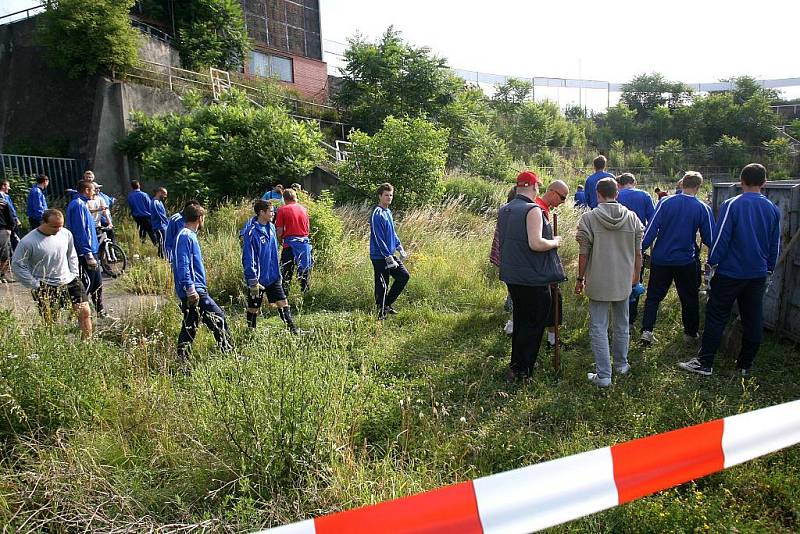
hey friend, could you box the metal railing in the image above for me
[1,154,87,200]
[119,60,351,139]
[0,5,44,25]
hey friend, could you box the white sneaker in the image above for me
[615,363,631,375]
[640,330,656,344]
[587,373,611,387]
[503,319,514,335]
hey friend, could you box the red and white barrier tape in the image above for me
[258,400,800,534]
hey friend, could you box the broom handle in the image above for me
[552,212,561,372]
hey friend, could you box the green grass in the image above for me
[1,199,798,532]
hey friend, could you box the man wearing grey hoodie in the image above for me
[575,177,644,387]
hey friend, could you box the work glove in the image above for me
[629,282,645,302]
[186,290,200,307]
[249,283,264,299]
[397,246,408,260]
[385,256,399,269]
[85,253,99,271]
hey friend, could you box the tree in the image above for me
[491,78,533,112]
[173,0,250,71]
[463,122,515,181]
[722,76,780,105]
[337,116,449,209]
[118,90,324,201]
[437,85,492,166]
[762,138,793,177]
[37,0,140,78]
[620,73,693,120]
[335,27,462,134]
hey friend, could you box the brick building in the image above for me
[240,0,328,102]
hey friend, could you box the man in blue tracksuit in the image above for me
[241,199,298,333]
[640,171,714,345]
[583,155,614,209]
[150,187,169,258]
[573,185,587,208]
[66,180,106,317]
[370,183,409,319]
[164,201,198,263]
[127,180,156,244]
[617,172,656,325]
[26,174,49,229]
[680,164,781,377]
[172,203,232,365]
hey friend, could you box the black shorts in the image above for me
[35,278,88,311]
[247,280,286,308]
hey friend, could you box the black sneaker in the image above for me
[377,308,387,320]
[385,306,398,315]
[678,357,713,376]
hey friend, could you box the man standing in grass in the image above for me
[498,171,565,381]
[26,174,49,229]
[370,183,410,319]
[0,179,21,253]
[679,163,781,378]
[0,193,14,283]
[575,177,643,387]
[639,171,714,346]
[616,172,656,326]
[150,187,169,258]
[127,180,156,244]
[583,155,614,209]
[173,203,232,366]
[242,200,299,333]
[66,180,109,319]
[275,188,312,295]
[164,200,199,263]
[11,209,92,338]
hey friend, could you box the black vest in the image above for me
[498,195,566,286]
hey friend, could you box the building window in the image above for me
[249,51,293,83]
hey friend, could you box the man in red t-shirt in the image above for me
[275,188,312,295]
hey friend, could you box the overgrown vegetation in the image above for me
[37,0,141,78]
[118,90,325,202]
[1,196,798,531]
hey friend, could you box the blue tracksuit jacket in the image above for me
[242,219,281,287]
[164,213,184,261]
[172,227,207,299]
[709,192,781,279]
[127,190,152,217]
[0,192,17,220]
[26,185,47,219]
[370,206,402,260]
[642,193,714,266]
[584,171,615,209]
[618,187,655,227]
[574,190,587,207]
[65,194,99,256]
[151,198,168,232]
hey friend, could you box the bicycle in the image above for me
[97,227,127,277]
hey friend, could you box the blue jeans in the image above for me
[178,293,232,359]
[589,299,630,380]
[699,274,766,370]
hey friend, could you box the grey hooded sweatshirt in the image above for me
[576,201,643,301]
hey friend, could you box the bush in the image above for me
[654,139,684,176]
[337,116,449,210]
[463,123,515,181]
[172,0,250,71]
[712,135,748,170]
[37,0,140,78]
[626,149,653,169]
[302,191,344,265]
[442,172,508,212]
[762,137,793,178]
[119,90,325,203]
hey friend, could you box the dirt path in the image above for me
[0,275,165,321]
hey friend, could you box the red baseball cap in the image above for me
[516,170,539,187]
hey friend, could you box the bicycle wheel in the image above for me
[101,242,127,277]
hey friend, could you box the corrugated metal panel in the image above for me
[712,180,800,341]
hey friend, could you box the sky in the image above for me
[3,0,798,109]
